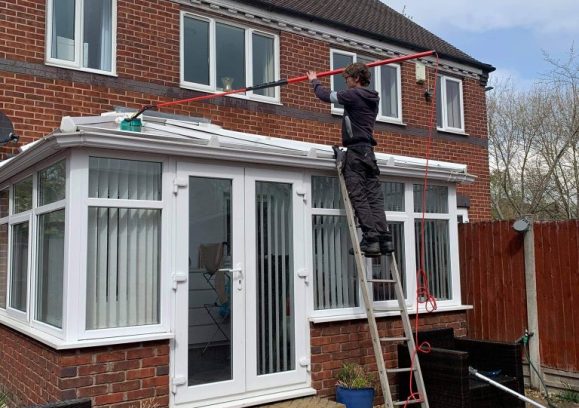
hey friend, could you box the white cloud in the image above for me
[489,67,537,91]
[383,0,579,35]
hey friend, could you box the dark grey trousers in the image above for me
[343,145,388,243]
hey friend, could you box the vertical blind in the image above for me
[86,158,161,330]
[0,223,7,309]
[415,220,451,300]
[256,181,295,375]
[10,222,29,312]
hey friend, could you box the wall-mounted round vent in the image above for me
[0,111,19,145]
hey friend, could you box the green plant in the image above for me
[0,390,8,408]
[557,382,579,403]
[336,362,375,389]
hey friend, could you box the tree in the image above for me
[488,48,579,220]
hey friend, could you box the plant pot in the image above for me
[336,385,375,408]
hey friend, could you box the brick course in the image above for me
[0,325,169,408]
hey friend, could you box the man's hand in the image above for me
[306,71,317,81]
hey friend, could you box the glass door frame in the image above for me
[173,162,246,405]
[244,168,308,392]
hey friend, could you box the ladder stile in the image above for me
[334,148,429,408]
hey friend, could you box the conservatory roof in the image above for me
[0,110,475,184]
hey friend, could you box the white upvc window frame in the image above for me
[68,150,172,341]
[0,154,69,340]
[307,173,461,322]
[180,11,281,103]
[330,49,403,124]
[437,75,465,133]
[45,0,118,76]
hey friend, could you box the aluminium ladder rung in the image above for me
[367,278,396,284]
[386,367,417,374]
[394,399,424,406]
[380,336,409,342]
[373,306,404,313]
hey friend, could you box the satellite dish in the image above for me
[0,111,19,145]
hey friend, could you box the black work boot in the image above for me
[379,232,395,254]
[349,239,381,258]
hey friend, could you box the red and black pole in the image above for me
[129,50,435,120]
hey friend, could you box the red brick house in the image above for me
[0,0,494,407]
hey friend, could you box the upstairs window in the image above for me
[181,13,279,101]
[331,50,402,123]
[436,76,464,132]
[46,0,116,74]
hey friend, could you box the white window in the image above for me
[181,13,280,101]
[310,176,459,318]
[86,157,162,330]
[1,161,66,329]
[436,76,465,132]
[46,0,116,74]
[331,50,402,123]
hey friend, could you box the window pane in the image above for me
[414,220,451,300]
[82,0,113,71]
[436,77,442,127]
[256,182,295,374]
[52,0,76,61]
[332,53,353,109]
[413,184,448,213]
[446,80,462,128]
[312,215,357,310]
[89,158,162,200]
[184,17,210,85]
[380,65,398,118]
[216,23,245,91]
[372,222,405,301]
[36,210,65,328]
[0,223,7,309]
[13,176,32,214]
[39,160,66,206]
[312,176,343,209]
[86,208,161,329]
[383,182,404,211]
[0,189,8,218]
[10,222,29,312]
[252,33,275,97]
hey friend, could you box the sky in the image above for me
[382,0,579,89]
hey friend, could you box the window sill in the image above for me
[179,83,283,106]
[376,117,406,126]
[44,61,118,77]
[437,127,469,137]
[309,303,473,324]
[0,314,173,350]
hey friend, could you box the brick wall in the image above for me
[0,325,169,408]
[310,312,468,404]
[0,0,491,220]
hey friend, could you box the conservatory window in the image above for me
[86,158,162,330]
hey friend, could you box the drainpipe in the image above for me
[513,216,542,389]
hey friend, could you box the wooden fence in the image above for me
[459,220,579,374]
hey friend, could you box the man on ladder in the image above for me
[306,63,394,257]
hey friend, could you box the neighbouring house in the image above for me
[0,1,495,407]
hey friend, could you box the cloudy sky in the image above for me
[382,0,579,89]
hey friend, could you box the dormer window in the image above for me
[181,12,280,102]
[46,0,117,75]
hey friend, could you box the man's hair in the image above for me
[344,62,371,86]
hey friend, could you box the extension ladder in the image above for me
[333,146,429,408]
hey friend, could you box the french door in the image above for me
[173,163,308,407]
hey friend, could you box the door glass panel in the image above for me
[188,177,232,385]
[256,182,295,375]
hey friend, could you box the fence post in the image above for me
[522,217,542,389]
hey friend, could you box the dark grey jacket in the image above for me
[311,79,380,146]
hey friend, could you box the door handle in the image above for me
[218,265,243,291]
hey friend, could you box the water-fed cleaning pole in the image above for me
[128,50,436,120]
[468,368,547,408]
